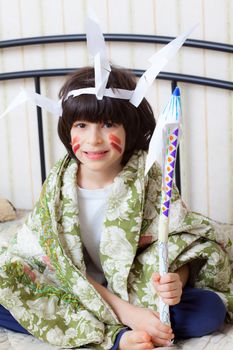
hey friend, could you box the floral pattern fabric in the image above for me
[0,151,233,349]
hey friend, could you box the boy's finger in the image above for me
[156,281,181,293]
[159,273,179,284]
[152,272,160,282]
[162,297,180,305]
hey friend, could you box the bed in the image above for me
[0,325,233,350]
[1,214,233,350]
[0,33,233,349]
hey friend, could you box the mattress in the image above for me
[0,210,30,244]
[1,212,233,349]
[0,325,233,350]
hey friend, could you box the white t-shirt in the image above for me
[77,185,112,285]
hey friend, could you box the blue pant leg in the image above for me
[111,328,129,350]
[0,305,30,334]
[170,287,226,339]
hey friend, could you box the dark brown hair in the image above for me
[58,66,156,165]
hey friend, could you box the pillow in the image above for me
[0,198,17,222]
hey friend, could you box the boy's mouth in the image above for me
[84,151,108,155]
[83,151,109,159]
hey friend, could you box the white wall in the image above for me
[0,0,232,224]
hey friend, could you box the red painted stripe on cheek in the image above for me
[110,142,122,154]
[71,136,80,154]
[71,136,80,144]
[109,134,121,145]
[72,144,80,153]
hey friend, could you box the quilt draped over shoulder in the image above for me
[0,151,233,349]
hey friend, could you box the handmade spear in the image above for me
[145,86,182,325]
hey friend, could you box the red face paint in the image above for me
[71,136,80,154]
[109,134,121,145]
[71,136,80,144]
[72,144,80,154]
[110,142,122,154]
[109,133,122,153]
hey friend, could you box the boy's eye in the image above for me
[74,122,86,128]
[103,121,114,128]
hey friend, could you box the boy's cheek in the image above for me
[71,136,81,154]
[72,144,80,154]
[108,133,123,153]
[109,133,121,144]
[110,142,122,153]
[71,135,80,144]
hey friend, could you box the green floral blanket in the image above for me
[0,151,233,349]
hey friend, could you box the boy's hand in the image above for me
[152,272,182,305]
[122,304,174,347]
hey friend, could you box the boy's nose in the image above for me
[88,127,103,145]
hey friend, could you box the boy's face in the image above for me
[70,120,126,179]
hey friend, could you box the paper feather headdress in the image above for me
[0,14,196,120]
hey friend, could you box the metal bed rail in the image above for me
[1,33,233,53]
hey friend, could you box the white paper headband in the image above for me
[0,15,197,120]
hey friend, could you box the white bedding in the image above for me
[1,212,233,349]
[0,325,233,350]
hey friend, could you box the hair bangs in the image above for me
[62,93,126,128]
